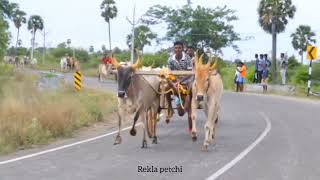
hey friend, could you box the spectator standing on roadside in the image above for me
[261,63,269,93]
[236,61,247,92]
[280,53,288,85]
[264,54,272,70]
[234,62,241,92]
[257,54,265,83]
[254,54,259,83]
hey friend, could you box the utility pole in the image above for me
[41,26,49,64]
[127,5,139,64]
[30,25,35,63]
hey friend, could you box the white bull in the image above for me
[3,56,14,64]
[98,64,113,82]
[60,57,68,72]
[191,54,223,151]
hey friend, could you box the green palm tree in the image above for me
[28,15,44,61]
[100,0,118,52]
[291,25,316,64]
[126,25,157,55]
[258,0,296,82]
[13,10,26,50]
[0,1,19,19]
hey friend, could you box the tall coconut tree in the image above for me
[0,1,19,19]
[13,10,26,50]
[291,25,316,64]
[28,15,44,62]
[258,0,296,82]
[100,0,118,52]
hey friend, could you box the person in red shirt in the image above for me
[101,54,112,65]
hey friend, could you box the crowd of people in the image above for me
[234,53,288,93]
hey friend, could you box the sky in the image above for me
[7,0,320,62]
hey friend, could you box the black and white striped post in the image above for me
[306,45,317,96]
[307,60,313,96]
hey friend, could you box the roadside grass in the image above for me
[220,66,236,91]
[0,67,117,155]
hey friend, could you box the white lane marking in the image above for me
[0,113,164,165]
[206,112,272,180]
[0,124,141,166]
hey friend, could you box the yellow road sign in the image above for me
[74,71,82,91]
[307,45,317,60]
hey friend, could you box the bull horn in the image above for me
[211,58,219,70]
[111,54,120,69]
[199,54,205,65]
[195,50,201,66]
[132,50,142,70]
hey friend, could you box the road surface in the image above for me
[0,72,319,180]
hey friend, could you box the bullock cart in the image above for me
[133,69,196,135]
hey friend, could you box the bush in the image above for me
[291,65,308,85]
[75,49,89,62]
[312,63,320,80]
[245,64,256,83]
[51,47,73,59]
[220,66,235,90]
[0,63,14,77]
[287,55,300,69]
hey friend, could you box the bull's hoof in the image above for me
[141,140,148,149]
[191,131,197,142]
[165,119,170,124]
[177,108,185,116]
[113,135,122,145]
[202,145,209,152]
[215,117,219,124]
[192,136,197,142]
[130,128,137,136]
[152,136,158,144]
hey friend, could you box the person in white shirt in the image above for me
[280,53,288,85]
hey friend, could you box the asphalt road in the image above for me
[0,72,320,180]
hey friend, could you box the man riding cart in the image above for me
[161,41,194,132]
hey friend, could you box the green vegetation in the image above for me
[142,4,240,53]
[126,25,157,55]
[0,64,117,154]
[291,25,316,64]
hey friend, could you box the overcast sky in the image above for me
[8,0,320,62]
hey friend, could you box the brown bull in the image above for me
[67,57,78,71]
[191,54,223,151]
[112,56,161,148]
